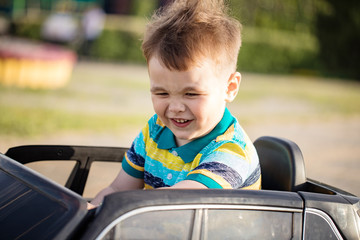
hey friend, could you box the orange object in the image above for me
[0,37,77,89]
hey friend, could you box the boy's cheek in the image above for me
[152,105,163,116]
[151,98,164,111]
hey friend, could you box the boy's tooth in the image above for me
[175,119,188,123]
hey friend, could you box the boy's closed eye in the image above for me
[185,92,200,97]
[155,92,169,96]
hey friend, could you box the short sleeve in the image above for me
[122,129,147,179]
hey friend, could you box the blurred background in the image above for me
[0,0,359,195]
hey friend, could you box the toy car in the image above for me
[1,136,359,239]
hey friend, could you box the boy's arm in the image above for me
[89,169,144,208]
[88,178,206,209]
[163,180,208,189]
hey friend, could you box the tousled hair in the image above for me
[142,0,242,73]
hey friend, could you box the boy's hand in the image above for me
[87,202,97,210]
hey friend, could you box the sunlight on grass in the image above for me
[0,104,147,136]
[1,62,359,137]
[237,73,360,115]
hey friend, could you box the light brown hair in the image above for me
[142,0,242,73]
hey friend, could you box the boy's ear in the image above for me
[225,72,241,102]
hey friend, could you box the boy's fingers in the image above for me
[87,202,97,210]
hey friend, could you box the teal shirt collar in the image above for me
[157,108,234,163]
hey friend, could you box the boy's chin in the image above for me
[174,135,190,144]
[174,134,195,146]
[174,132,206,146]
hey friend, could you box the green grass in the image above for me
[237,74,360,115]
[0,62,152,137]
[0,104,147,136]
[1,62,359,137]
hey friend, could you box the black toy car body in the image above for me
[1,136,359,239]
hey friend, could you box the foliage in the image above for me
[238,27,319,74]
[130,0,157,17]
[10,0,359,79]
[9,15,319,75]
[315,0,360,79]
[228,0,316,33]
[11,21,42,40]
[89,29,144,63]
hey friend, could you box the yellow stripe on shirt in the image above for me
[241,176,262,190]
[216,124,235,142]
[145,135,201,172]
[188,169,232,189]
[216,142,248,162]
[156,117,165,127]
[144,183,154,189]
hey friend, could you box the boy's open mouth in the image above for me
[171,118,192,127]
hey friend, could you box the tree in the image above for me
[315,0,360,79]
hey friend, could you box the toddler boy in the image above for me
[90,0,261,207]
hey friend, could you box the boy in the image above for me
[90,0,261,208]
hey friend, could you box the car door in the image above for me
[81,189,304,240]
[0,153,88,240]
[5,145,128,197]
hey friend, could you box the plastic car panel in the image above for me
[1,136,359,239]
[0,154,88,240]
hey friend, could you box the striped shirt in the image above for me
[122,108,261,189]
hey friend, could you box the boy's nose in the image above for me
[168,100,186,113]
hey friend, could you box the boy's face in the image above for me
[149,56,239,147]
